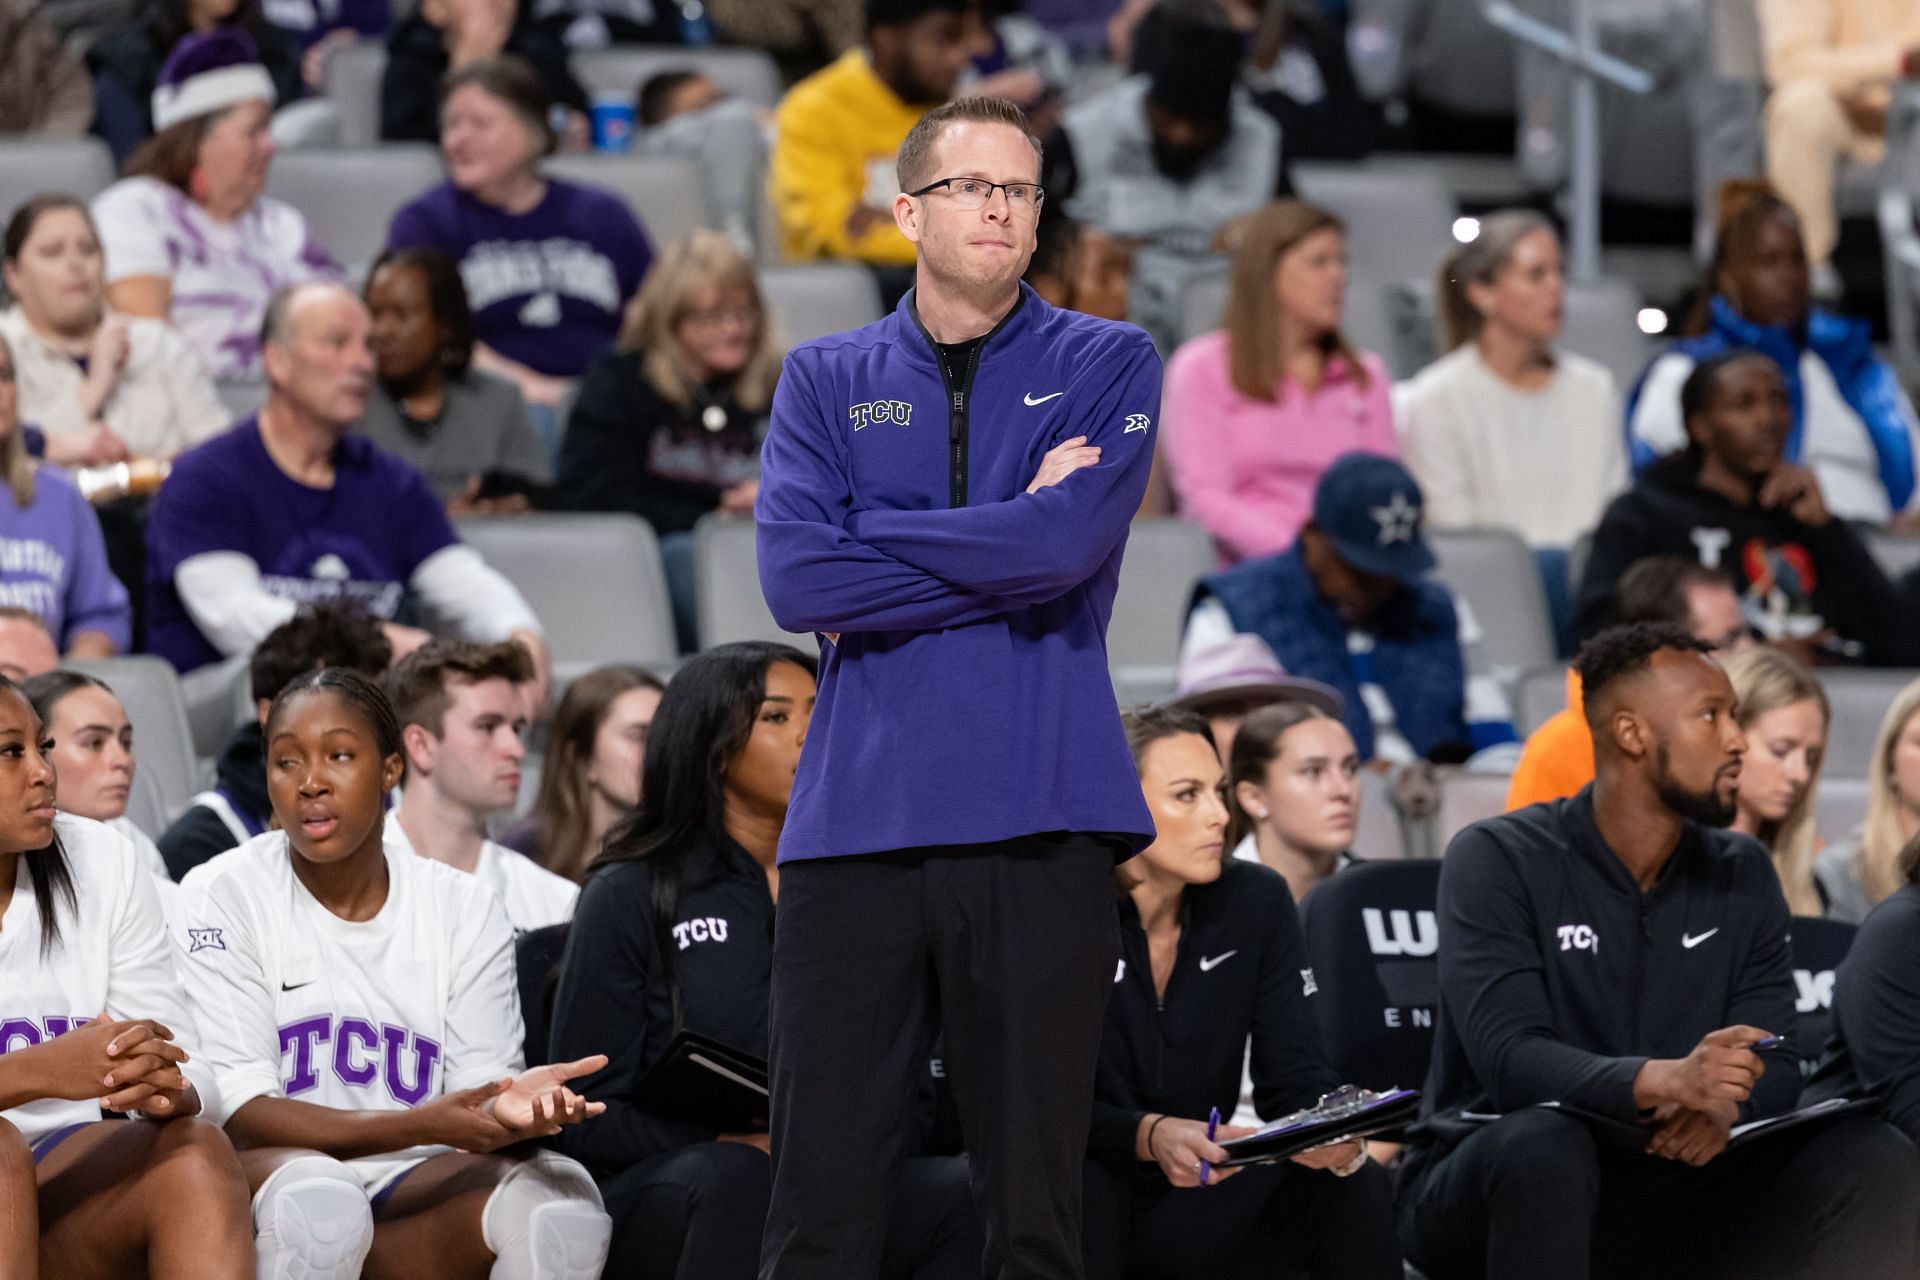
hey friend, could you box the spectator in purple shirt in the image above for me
[387,54,651,414]
[145,281,550,705]
[0,332,133,658]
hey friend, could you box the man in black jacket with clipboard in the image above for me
[1398,623,1920,1279]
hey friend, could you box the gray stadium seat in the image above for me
[1819,776,1869,845]
[1561,278,1654,392]
[263,144,443,282]
[1427,528,1558,679]
[1515,663,1570,736]
[1355,767,1411,861]
[1820,668,1920,782]
[214,379,267,424]
[1865,528,1920,586]
[571,46,783,109]
[693,513,810,649]
[1109,518,1217,693]
[450,514,677,675]
[0,138,117,229]
[1435,768,1512,852]
[543,152,712,250]
[1290,163,1457,286]
[321,41,389,148]
[758,264,884,348]
[68,655,200,836]
[1177,268,1230,346]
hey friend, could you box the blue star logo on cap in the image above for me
[1370,491,1420,546]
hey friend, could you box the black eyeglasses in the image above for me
[907,177,1045,213]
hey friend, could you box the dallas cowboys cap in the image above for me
[1311,452,1436,584]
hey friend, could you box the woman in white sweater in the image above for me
[1395,210,1626,549]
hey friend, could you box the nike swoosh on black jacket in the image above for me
[1404,786,1800,1180]
[1090,859,1339,1167]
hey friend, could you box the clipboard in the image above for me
[1455,1096,1879,1154]
[1217,1086,1423,1168]
[631,1031,769,1133]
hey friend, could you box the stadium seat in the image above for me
[1109,518,1216,695]
[1298,858,1442,1093]
[320,41,388,148]
[571,45,783,109]
[1436,769,1511,851]
[1864,528,1920,586]
[514,922,570,1069]
[1819,776,1869,845]
[0,137,117,228]
[692,513,810,650]
[1176,268,1229,346]
[68,655,200,836]
[1881,87,1920,390]
[1290,163,1457,287]
[543,151,713,250]
[1354,767,1413,862]
[1515,664,1570,737]
[263,144,444,282]
[450,514,677,676]
[1427,528,1558,679]
[1820,669,1919,781]
[758,264,884,348]
[214,379,268,424]
[1561,278,1654,392]
[1788,918,1856,1078]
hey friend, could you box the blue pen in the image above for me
[1199,1106,1220,1186]
[1750,1035,1784,1052]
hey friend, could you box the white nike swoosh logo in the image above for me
[1682,929,1719,949]
[1198,950,1238,972]
[1024,391,1063,406]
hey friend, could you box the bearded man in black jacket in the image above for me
[1398,622,1920,1280]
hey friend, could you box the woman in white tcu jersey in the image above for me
[0,671,254,1278]
[178,667,614,1280]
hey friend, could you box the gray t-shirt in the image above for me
[358,370,552,502]
[1816,833,1878,926]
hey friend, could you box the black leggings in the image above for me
[600,1142,981,1280]
[1080,1154,1403,1280]
[1399,1109,1920,1280]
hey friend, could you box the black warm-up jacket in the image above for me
[1402,787,1801,1187]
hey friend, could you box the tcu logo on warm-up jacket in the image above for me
[673,917,730,950]
[850,400,913,430]
[1557,924,1600,953]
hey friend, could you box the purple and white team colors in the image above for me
[386,179,652,379]
[1,815,217,1145]
[755,284,1161,861]
[177,828,526,1192]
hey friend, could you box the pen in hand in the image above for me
[1199,1105,1220,1186]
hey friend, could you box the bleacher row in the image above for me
[76,509,1920,860]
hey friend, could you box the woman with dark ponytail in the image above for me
[548,641,981,1280]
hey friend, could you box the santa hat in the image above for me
[151,29,277,132]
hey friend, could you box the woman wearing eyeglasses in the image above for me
[552,230,783,653]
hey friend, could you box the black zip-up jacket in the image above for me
[1572,453,1915,664]
[157,722,268,882]
[1091,859,1338,1168]
[380,12,586,144]
[547,837,773,1177]
[1805,884,1920,1142]
[1404,787,1799,1180]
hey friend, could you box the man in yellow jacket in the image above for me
[772,0,976,273]
[1760,0,1920,280]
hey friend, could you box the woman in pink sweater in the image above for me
[1163,200,1396,564]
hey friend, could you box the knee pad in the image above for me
[482,1149,611,1280]
[252,1155,375,1280]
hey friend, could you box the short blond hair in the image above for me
[896,96,1043,196]
[615,230,782,413]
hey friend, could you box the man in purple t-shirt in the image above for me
[146,281,549,700]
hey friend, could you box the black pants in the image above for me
[603,1142,982,1280]
[762,836,1121,1280]
[1399,1109,1920,1280]
[1081,1155,1403,1280]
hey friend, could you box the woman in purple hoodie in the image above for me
[0,333,132,657]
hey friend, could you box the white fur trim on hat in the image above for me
[151,62,277,131]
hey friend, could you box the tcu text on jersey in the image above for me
[279,1016,443,1105]
[673,917,729,950]
[849,400,913,430]
[1,1015,91,1051]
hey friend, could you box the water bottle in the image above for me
[679,0,715,45]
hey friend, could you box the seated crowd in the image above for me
[11,0,1920,1275]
